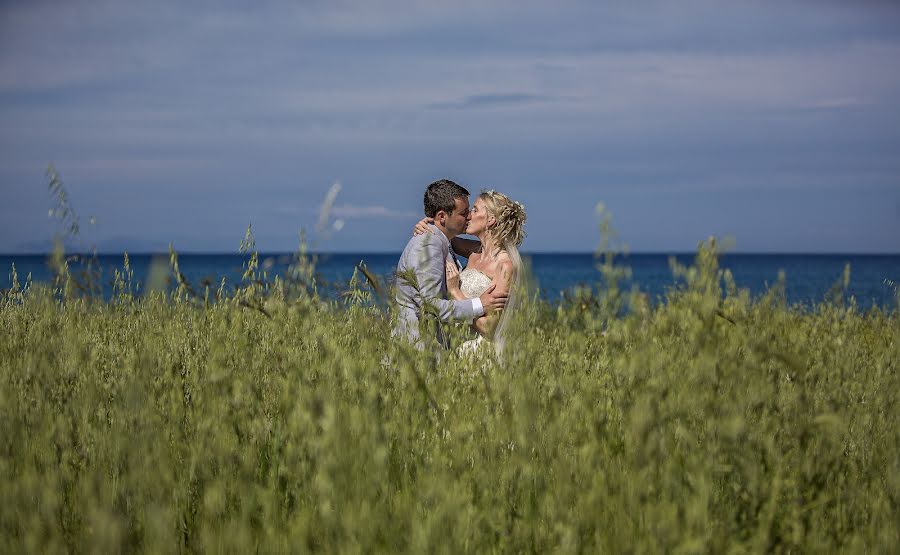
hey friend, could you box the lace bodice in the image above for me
[459,267,492,299]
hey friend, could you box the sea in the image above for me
[2,253,899,311]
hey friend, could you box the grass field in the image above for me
[1,239,898,553]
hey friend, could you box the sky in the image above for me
[1,0,899,254]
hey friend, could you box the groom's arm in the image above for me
[412,235,483,322]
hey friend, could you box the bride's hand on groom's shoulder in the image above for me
[413,217,434,236]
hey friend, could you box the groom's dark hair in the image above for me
[424,179,469,218]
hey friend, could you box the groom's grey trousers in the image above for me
[393,225,483,349]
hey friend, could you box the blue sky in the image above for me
[1,0,899,253]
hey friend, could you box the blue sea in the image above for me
[2,252,899,310]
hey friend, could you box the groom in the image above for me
[394,179,507,349]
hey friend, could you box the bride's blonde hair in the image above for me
[480,190,526,254]
[477,190,526,360]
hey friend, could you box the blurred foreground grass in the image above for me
[1,240,898,553]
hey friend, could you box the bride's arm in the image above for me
[471,260,514,338]
[450,237,480,258]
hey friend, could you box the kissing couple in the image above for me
[394,179,526,356]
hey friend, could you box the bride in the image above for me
[414,189,526,356]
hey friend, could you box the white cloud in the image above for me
[274,203,418,221]
[331,204,418,220]
[807,97,870,110]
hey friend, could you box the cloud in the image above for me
[274,203,418,220]
[760,95,876,116]
[805,96,871,111]
[427,93,553,110]
[331,204,418,220]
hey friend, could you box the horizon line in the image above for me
[2,250,899,257]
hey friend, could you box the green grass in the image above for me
[1,239,898,553]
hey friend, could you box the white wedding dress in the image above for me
[457,267,493,355]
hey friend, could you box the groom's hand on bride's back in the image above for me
[479,283,508,314]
